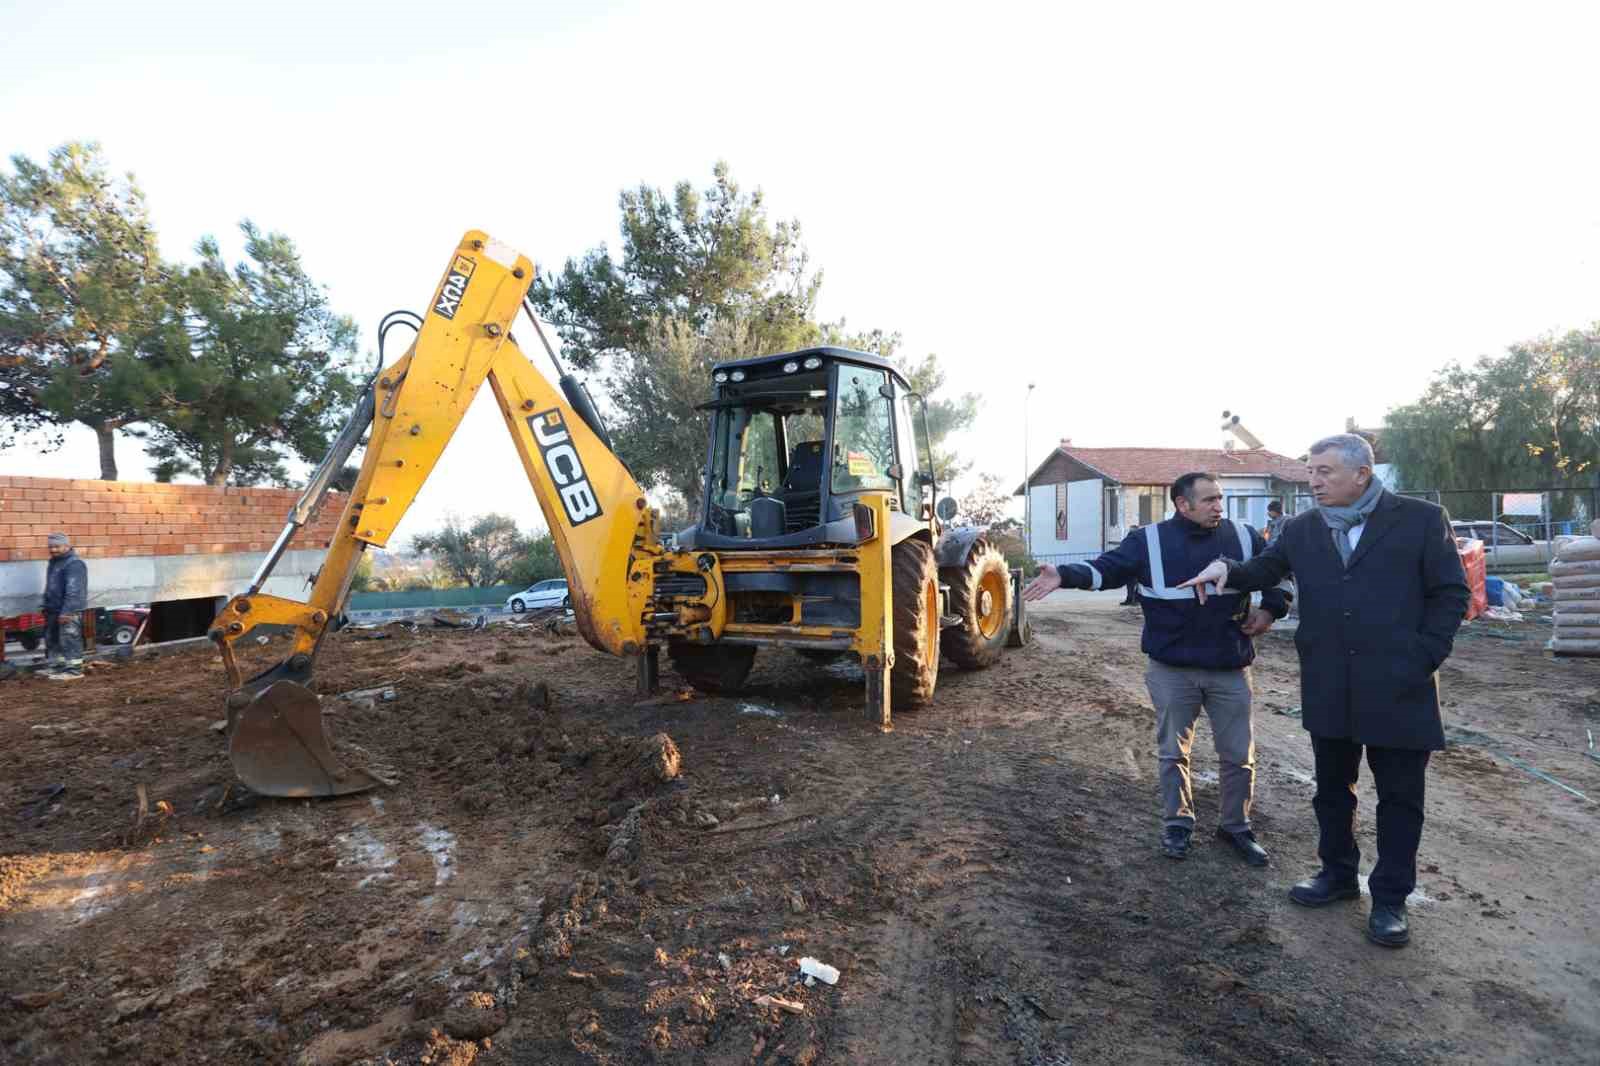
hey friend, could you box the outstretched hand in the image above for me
[1023,564,1062,602]
[1176,559,1231,603]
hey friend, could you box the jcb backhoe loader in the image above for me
[210,231,1030,798]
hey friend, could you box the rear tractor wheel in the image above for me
[890,538,940,705]
[668,642,757,693]
[941,538,1012,669]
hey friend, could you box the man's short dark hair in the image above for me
[1267,500,1283,514]
[1170,472,1218,505]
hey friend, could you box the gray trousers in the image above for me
[1145,659,1255,833]
[44,612,84,670]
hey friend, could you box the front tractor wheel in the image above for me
[890,539,940,706]
[942,539,1012,669]
[668,642,757,693]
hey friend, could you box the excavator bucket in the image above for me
[228,681,385,797]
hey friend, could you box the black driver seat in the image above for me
[780,441,825,530]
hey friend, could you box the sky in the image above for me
[3,0,1598,545]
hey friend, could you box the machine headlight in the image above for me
[783,361,799,373]
[803,356,822,370]
[713,371,728,383]
[730,370,746,382]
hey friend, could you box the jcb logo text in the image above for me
[433,255,476,319]
[528,409,603,526]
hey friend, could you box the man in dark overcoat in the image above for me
[1181,434,1468,948]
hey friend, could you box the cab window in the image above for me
[831,366,896,494]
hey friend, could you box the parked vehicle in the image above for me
[1451,521,1550,568]
[2,612,46,650]
[505,579,570,613]
[2,607,148,650]
[99,607,149,645]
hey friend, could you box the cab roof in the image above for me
[711,346,905,383]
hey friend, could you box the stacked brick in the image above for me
[1550,523,1600,656]
[0,477,343,563]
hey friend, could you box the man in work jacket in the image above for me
[41,531,89,681]
[1181,435,1467,949]
[1024,473,1290,865]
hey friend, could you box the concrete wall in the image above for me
[0,477,342,615]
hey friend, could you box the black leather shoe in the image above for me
[1367,903,1410,948]
[1161,825,1192,860]
[1216,828,1269,867]
[1288,871,1361,907]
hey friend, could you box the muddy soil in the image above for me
[2,604,1596,1065]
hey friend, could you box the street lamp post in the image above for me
[1024,382,1036,563]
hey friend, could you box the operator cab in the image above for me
[676,346,936,550]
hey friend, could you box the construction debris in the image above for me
[753,994,806,1014]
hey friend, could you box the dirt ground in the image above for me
[2,600,1597,1065]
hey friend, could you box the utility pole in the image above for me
[1024,382,1036,561]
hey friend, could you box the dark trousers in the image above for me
[1310,735,1430,907]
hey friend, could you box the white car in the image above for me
[506,579,570,613]
[1451,521,1551,568]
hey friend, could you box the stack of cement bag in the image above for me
[1550,523,1600,656]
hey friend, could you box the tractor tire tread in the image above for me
[891,538,939,706]
[941,538,1011,670]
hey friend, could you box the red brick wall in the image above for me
[0,477,344,563]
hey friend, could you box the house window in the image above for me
[1138,487,1164,526]
[1055,483,1068,540]
[1105,487,1120,526]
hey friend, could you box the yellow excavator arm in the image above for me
[210,231,724,797]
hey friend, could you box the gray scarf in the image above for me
[1319,479,1384,566]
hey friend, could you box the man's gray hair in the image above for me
[1308,433,1374,470]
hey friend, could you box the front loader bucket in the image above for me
[229,681,384,797]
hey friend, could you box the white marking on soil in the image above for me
[335,825,398,888]
[71,871,117,922]
[369,796,386,815]
[739,703,782,718]
[1193,770,1219,786]
[416,824,456,885]
[1357,874,1437,905]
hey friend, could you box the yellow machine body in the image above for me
[210,231,906,797]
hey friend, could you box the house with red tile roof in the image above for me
[1015,442,1312,561]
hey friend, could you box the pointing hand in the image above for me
[1176,560,1231,604]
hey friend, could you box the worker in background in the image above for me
[41,532,88,681]
[1024,473,1290,866]
[1180,435,1468,949]
[1264,499,1287,541]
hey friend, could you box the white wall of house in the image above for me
[1027,479,1104,560]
